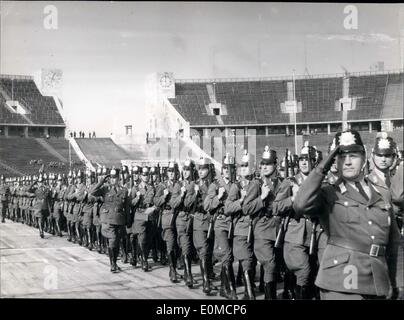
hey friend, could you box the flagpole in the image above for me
[293,70,298,155]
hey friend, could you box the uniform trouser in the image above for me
[176,221,193,257]
[254,239,277,283]
[213,229,233,267]
[134,220,150,256]
[193,229,213,261]
[320,289,386,300]
[162,228,177,255]
[102,224,125,249]
[1,205,7,221]
[232,235,254,272]
[283,242,311,286]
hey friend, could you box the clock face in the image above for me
[42,69,62,92]
[159,73,172,88]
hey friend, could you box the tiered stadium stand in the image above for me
[0,77,64,125]
[348,74,388,120]
[0,137,84,176]
[170,71,403,127]
[74,138,132,167]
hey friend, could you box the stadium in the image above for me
[1,2,403,304]
[1,69,403,176]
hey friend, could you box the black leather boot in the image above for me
[224,264,238,300]
[242,270,256,300]
[184,255,194,288]
[259,265,265,293]
[236,262,243,286]
[130,238,137,267]
[168,252,179,283]
[200,259,212,295]
[109,248,117,272]
[219,265,227,298]
[295,285,311,300]
[264,282,277,300]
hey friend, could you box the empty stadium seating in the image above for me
[0,77,64,125]
[170,72,403,126]
[0,137,84,176]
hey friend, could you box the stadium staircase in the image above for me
[73,138,132,168]
[381,73,403,119]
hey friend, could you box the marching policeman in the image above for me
[294,130,400,299]
[131,166,156,272]
[205,154,237,299]
[0,175,10,223]
[90,167,130,272]
[225,150,254,300]
[50,174,66,237]
[175,159,197,288]
[93,167,105,254]
[244,146,283,300]
[69,170,87,245]
[26,174,51,238]
[154,161,183,283]
[82,170,98,250]
[274,141,319,299]
[64,171,76,242]
[189,157,215,295]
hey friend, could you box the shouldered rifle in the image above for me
[309,219,318,255]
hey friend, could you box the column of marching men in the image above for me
[0,130,403,300]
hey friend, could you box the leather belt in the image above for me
[327,236,386,257]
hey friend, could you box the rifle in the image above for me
[309,219,318,255]
[247,217,253,244]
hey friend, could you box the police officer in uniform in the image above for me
[205,154,237,299]
[26,173,51,238]
[64,171,76,242]
[154,161,183,283]
[274,141,318,299]
[132,166,156,272]
[0,175,10,223]
[93,167,105,254]
[51,174,66,237]
[187,157,215,294]
[294,130,400,300]
[82,170,98,250]
[225,150,254,300]
[69,170,87,245]
[243,146,283,299]
[175,159,197,288]
[90,167,130,272]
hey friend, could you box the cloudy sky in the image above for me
[1,1,403,136]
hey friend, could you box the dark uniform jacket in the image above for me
[131,181,155,221]
[204,177,232,232]
[294,167,401,296]
[244,175,282,241]
[274,172,314,246]
[175,179,195,229]
[26,183,51,216]
[51,185,66,214]
[68,183,87,220]
[90,181,129,226]
[63,184,76,216]
[185,178,210,231]
[0,184,10,208]
[227,177,257,237]
[154,180,182,229]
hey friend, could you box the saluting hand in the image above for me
[180,186,187,195]
[218,187,226,200]
[163,189,169,197]
[260,184,271,200]
[194,184,200,193]
[318,145,340,174]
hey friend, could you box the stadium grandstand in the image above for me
[147,69,403,165]
[1,70,403,177]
